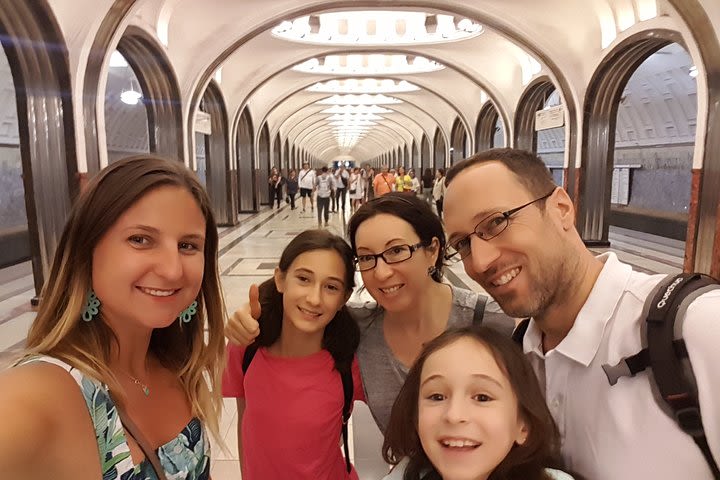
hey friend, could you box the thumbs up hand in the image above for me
[225,284,261,345]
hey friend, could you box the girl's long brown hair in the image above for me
[383,326,564,480]
[22,155,226,442]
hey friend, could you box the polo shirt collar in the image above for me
[524,252,632,366]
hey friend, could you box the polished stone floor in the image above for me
[0,202,683,479]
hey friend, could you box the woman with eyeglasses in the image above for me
[225,193,514,434]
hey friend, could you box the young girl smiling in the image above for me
[382,326,575,480]
[223,230,364,479]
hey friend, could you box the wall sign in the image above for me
[535,105,564,131]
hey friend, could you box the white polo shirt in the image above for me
[298,168,316,189]
[523,253,720,479]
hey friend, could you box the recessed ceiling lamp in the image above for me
[333,128,370,133]
[272,11,483,45]
[308,78,419,94]
[294,54,443,75]
[318,94,403,105]
[331,120,377,127]
[689,65,698,78]
[321,105,393,114]
[327,113,383,121]
[120,78,143,105]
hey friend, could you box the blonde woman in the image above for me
[0,156,226,480]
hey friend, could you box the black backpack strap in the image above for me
[645,273,720,477]
[472,295,487,326]
[339,363,354,474]
[241,344,259,375]
[511,318,531,346]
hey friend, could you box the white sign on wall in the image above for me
[535,105,564,131]
[195,111,212,135]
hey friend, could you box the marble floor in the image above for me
[0,203,683,479]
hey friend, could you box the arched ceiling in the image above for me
[38,0,709,164]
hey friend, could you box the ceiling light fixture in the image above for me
[295,54,443,75]
[273,11,483,46]
[327,113,383,121]
[120,78,143,105]
[307,78,420,94]
[321,105,393,114]
[317,94,403,105]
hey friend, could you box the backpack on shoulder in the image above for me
[512,272,720,477]
[241,345,354,474]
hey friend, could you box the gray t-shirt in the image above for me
[349,285,512,433]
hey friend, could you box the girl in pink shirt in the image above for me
[223,230,364,479]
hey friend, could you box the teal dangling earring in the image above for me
[81,291,101,322]
[178,300,198,323]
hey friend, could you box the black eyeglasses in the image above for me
[355,242,426,271]
[444,189,556,263]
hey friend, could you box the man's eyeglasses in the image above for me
[444,189,556,263]
[355,242,426,271]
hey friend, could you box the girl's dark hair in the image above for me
[346,192,445,282]
[383,326,564,480]
[252,229,359,370]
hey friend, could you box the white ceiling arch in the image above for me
[280,106,422,148]
[160,0,585,164]
[263,76,470,139]
[230,46,497,154]
[295,121,410,153]
[276,99,430,154]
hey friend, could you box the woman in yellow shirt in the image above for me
[394,166,413,193]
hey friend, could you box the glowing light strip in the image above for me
[317,94,403,105]
[326,113,383,121]
[321,105,393,114]
[308,78,418,94]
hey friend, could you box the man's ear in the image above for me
[550,187,576,230]
[274,267,286,293]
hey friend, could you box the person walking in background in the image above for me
[409,169,421,196]
[348,167,364,213]
[315,166,336,227]
[335,166,350,212]
[298,162,316,213]
[394,166,413,194]
[268,166,279,206]
[286,169,299,210]
[270,172,284,209]
[365,165,375,201]
[422,168,434,205]
[372,165,395,197]
[432,168,446,218]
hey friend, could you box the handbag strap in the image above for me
[114,402,169,480]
